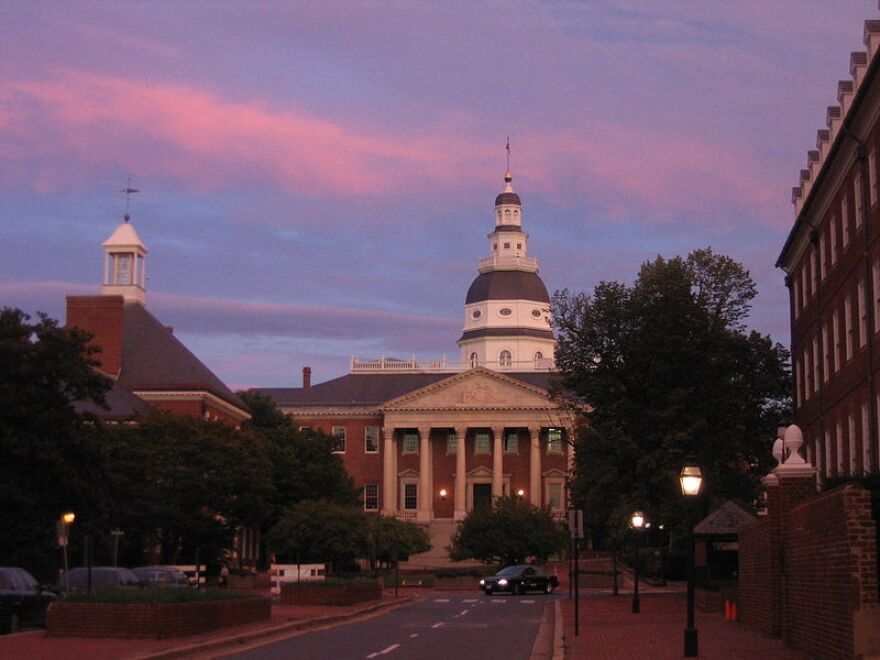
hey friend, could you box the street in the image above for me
[218,593,556,660]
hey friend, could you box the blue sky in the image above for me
[1,1,877,388]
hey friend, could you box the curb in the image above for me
[130,596,416,660]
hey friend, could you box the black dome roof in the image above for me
[466,270,550,304]
[495,191,522,206]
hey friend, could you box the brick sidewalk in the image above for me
[559,592,809,659]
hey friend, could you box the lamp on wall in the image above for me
[439,489,448,500]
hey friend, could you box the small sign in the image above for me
[568,509,584,540]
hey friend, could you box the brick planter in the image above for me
[280,580,381,606]
[434,575,483,591]
[47,596,270,638]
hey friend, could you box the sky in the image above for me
[1,0,878,389]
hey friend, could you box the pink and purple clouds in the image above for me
[1,1,876,387]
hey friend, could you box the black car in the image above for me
[480,565,559,595]
[50,566,142,594]
[0,567,56,634]
[132,566,190,588]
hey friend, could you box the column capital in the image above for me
[418,426,432,438]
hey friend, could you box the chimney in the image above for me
[66,295,125,377]
[302,366,312,389]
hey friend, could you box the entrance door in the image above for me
[473,483,492,509]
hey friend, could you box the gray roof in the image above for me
[74,379,153,420]
[254,371,556,408]
[459,327,554,342]
[693,501,756,538]
[495,191,522,206]
[465,271,550,304]
[116,302,246,411]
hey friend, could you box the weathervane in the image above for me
[505,136,511,171]
[120,176,140,222]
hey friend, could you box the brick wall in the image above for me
[46,597,270,638]
[66,295,125,376]
[739,517,774,636]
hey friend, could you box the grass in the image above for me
[62,586,260,604]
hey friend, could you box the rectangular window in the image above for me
[548,482,563,510]
[836,421,844,475]
[446,431,458,454]
[819,232,827,280]
[802,264,810,308]
[832,310,840,374]
[403,432,419,454]
[793,276,801,318]
[331,426,346,453]
[812,336,820,394]
[795,358,802,407]
[842,196,850,246]
[845,295,853,361]
[849,414,857,474]
[803,349,811,399]
[403,483,417,510]
[474,432,491,454]
[824,430,832,478]
[874,259,880,333]
[855,172,864,227]
[862,402,870,474]
[365,426,379,454]
[503,242,511,249]
[547,428,563,454]
[364,484,378,511]
[830,216,838,265]
[858,280,867,348]
[871,148,878,206]
[822,322,831,382]
[504,433,518,453]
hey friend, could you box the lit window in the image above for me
[364,484,378,511]
[331,426,346,453]
[446,431,457,454]
[500,350,512,366]
[475,432,491,454]
[403,433,419,454]
[504,433,518,453]
[365,426,379,453]
[547,429,563,454]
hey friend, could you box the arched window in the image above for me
[500,350,512,367]
[535,351,544,367]
[470,352,478,368]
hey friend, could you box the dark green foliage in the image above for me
[63,586,257,603]
[554,248,791,546]
[0,308,112,580]
[363,515,431,568]
[449,495,567,566]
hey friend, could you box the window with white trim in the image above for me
[547,428,563,454]
[795,358,802,407]
[365,426,379,454]
[862,402,870,474]
[812,336,820,394]
[849,413,857,474]
[836,420,844,474]
[470,352,479,368]
[824,430,832,477]
[819,231,827,280]
[499,350,512,366]
[364,484,378,511]
[870,148,878,206]
[830,215,838,265]
[331,426,346,453]
[403,483,418,510]
[504,433,518,453]
[858,280,867,348]
[856,172,864,227]
[803,348,811,399]
[874,259,880,332]
[402,432,419,454]
[832,309,840,374]
[547,481,563,511]
[842,196,850,246]
[802,264,809,309]
[822,322,830,382]
[845,294,853,361]
[474,432,491,454]
[446,431,458,454]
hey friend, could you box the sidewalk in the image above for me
[0,589,421,660]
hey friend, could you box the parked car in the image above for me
[0,567,56,634]
[49,567,142,594]
[132,566,190,588]
[480,565,559,595]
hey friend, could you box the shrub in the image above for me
[63,586,257,604]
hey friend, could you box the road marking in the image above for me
[459,609,469,616]
[366,643,401,658]
[409,633,419,638]
[463,598,478,603]
[431,622,444,629]
[521,599,535,604]
[491,598,507,603]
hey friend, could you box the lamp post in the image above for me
[59,512,75,593]
[680,465,703,657]
[630,511,645,614]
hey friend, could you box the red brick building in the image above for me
[778,19,880,481]
[67,214,250,427]
[256,172,574,561]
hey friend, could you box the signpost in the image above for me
[568,509,584,636]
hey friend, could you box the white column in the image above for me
[529,425,542,507]
[492,426,504,501]
[382,428,397,516]
[418,426,432,522]
[454,426,468,520]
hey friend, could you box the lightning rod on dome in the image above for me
[119,176,140,222]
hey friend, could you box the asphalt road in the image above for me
[218,593,556,660]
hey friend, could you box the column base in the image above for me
[453,510,466,521]
[417,511,433,524]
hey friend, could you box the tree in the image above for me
[363,515,431,570]
[553,249,791,546]
[266,501,367,574]
[449,496,567,566]
[0,308,112,579]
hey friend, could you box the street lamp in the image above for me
[630,511,646,614]
[680,465,703,657]
[58,512,75,593]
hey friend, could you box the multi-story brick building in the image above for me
[257,171,574,559]
[778,20,880,481]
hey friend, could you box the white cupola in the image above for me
[102,214,148,305]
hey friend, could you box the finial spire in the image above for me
[120,176,140,222]
[505,136,510,171]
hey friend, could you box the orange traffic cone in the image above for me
[725,600,732,620]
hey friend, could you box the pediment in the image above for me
[382,367,554,412]
[467,466,494,479]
